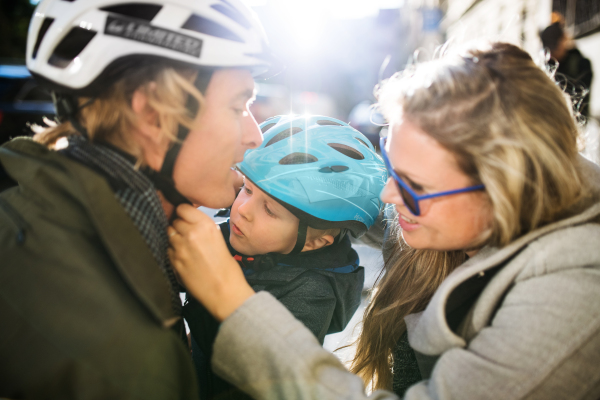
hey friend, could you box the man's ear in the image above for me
[131,85,161,144]
[302,234,335,252]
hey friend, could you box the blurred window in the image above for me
[553,0,600,38]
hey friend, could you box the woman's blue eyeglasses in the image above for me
[379,137,485,216]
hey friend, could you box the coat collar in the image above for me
[406,155,600,355]
[0,138,178,327]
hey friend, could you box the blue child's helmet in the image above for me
[237,115,387,252]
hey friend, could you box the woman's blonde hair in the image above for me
[350,42,587,391]
[34,63,205,163]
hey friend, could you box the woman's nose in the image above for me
[380,177,402,206]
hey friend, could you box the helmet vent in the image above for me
[317,119,343,126]
[265,127,303,147]
[32,18,54,59]
[279,153,318,165]
[100,4,163,22]
[48,27,97,68]
[319,165,349,173]
[182,14,244,43]
[327,143,364,160]
[211,2,251,29]
[354,137,370,148]
[260,122,277,133]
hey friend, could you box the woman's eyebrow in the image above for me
[396,170,430,190]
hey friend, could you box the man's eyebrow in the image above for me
[234,88,257,102]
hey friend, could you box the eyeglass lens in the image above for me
[382,136,419,215]
[396,180,418,215]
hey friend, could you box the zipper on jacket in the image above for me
[0,197,27,245]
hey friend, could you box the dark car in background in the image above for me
[0,64,55,146]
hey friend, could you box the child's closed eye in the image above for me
[264,203,276,217]
[242,185,252,195]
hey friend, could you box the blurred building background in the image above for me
[2,0,598,138]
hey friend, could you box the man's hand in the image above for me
[168,204,255,321]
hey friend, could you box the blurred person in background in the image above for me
[0,0,273,397]
[541,13,593,120]
[170,41,600,400]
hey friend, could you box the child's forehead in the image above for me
[244,178,298,219]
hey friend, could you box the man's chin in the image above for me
[188,189,236,210]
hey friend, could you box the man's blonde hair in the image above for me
[34,65,205,164]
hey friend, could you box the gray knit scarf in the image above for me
[59,136,181,315]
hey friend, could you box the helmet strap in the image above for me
[53,93,96,139]
[159,70,212,178]
[289,220,308,255]
[336,228,348,244]
[144,70,213,210]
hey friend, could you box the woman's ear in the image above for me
[302,234,335,252]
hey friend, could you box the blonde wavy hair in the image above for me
[350,42,587,391]
[34,63,205,164]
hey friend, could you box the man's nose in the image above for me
[242,111,263,150]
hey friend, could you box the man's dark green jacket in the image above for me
[0,138,198,399]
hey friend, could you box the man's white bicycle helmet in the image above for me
[26,0,277,207]
[27,0,273,95]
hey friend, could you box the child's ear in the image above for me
[302,234,335,252]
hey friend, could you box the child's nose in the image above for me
[237,198,252,221]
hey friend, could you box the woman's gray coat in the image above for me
[207,155,600,400]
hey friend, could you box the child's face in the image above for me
[229,179,300,255]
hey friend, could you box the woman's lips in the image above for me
[397,213,420,231]
[231,222,244,237]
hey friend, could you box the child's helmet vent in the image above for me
[317,119,343,126]
[265,127,303,147]
[319,165,349,173]
[354,137,370,148]
[327,143,364,160]
[279,153,318,165]
[260,122,277,133]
